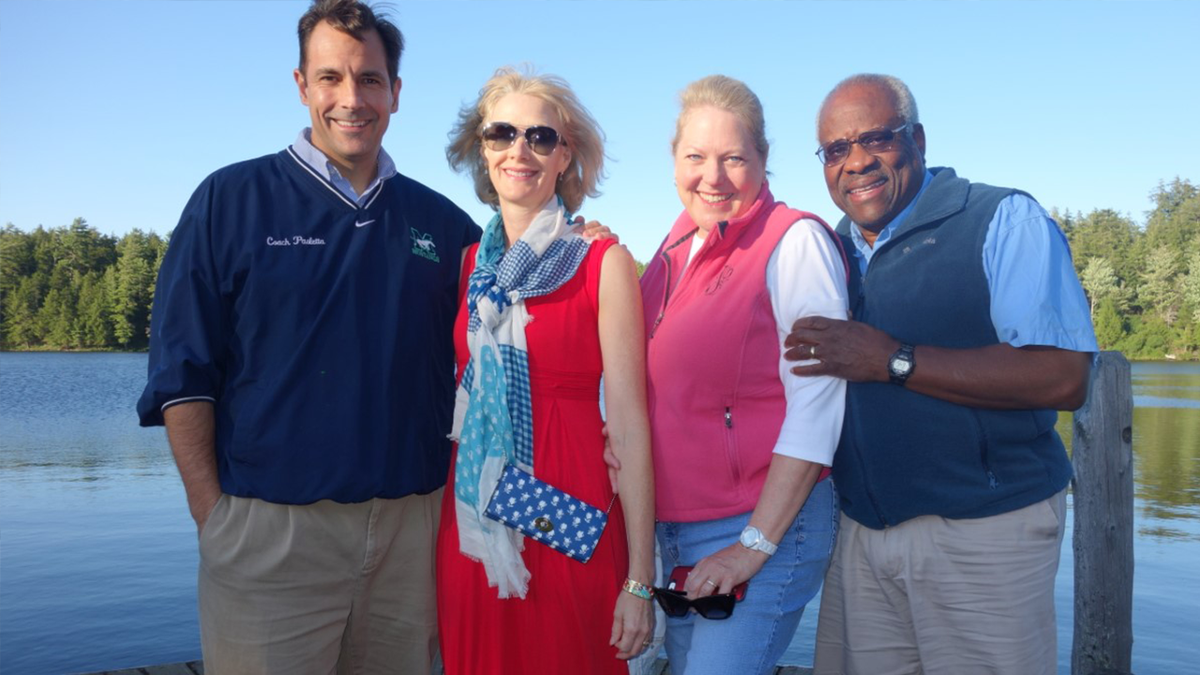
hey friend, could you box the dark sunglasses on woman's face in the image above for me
[815,123,911,167]
[480,122,563,156]
[652,586,746,620]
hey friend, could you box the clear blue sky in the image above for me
[2,0,1197,262]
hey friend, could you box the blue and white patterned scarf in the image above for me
[449,195,592,598]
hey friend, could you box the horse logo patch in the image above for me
[411,228,440,262]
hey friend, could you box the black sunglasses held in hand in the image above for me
[815,123,911,167]
[654,588,743,620]
[654,566,748,620]
[481,122,563,156]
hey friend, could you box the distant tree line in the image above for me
[1,177,1197,357]
[1,219,164,350]
[1057,178,1200,359]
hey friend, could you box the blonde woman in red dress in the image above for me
[436,67,655,675]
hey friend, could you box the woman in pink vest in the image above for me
[639,75,849,675]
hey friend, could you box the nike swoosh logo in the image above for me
[355,219,376,228]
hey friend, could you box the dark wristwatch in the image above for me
[888,343,916,386]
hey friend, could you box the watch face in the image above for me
[892,358,912,375]
[740,528,758,547]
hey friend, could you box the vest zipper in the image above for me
[722,402,742,487]
[972,411,999,489]
[649,230,699,339]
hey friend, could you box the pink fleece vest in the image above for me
[641,185,829,522]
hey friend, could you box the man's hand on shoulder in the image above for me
[785,316,896,382]
[573,216,619,243]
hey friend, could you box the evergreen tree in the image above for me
[1139,245,1183,326]
[1,223,36,291]
[144,231,168,329]
[1093,298,1127,350]
[1184,248,1200,325]
[60,218,118,278]
[111,230,156,349]
[77,272,114,347]
[38,248,85,348]
[4,277,44,347]
[1,224,34,339]
[1144,179,1200,254]
[1067,209,1140,284]
[39,285,79,347]
[1134,315,1173,358]
[1080,257,1126,320]
[1049,208,1078,237]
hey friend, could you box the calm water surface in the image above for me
[1,353,1197,674]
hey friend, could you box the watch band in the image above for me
[888,343,916,386]
[750,538,778,555]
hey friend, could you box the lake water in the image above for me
[1,353,1197,674]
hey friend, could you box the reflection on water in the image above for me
[1133,363,1200,407]
[1,354,1198,675]
[1129,364,1200,534]
[1,353,194,675]
[1058,363,1200,539]
[1,351,173,484]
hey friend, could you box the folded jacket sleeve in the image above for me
[137,177,229,427]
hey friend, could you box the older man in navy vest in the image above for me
[786,74,1097,675]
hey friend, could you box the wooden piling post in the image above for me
[1070,351,1134,675]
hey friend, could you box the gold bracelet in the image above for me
[622,578,653,600]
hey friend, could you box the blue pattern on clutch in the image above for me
[484,464,608,563]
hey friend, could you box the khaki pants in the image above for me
[197,490,441,675]
[814,490,1066,675]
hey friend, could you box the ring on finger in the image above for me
[704,579,717,588]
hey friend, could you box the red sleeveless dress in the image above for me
[436,239,630,675]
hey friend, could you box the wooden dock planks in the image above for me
[82,660,816,675]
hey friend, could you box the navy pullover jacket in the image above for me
[138,149,481,504]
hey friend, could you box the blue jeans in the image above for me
[656,478,838,675]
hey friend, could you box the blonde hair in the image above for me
[446,66,606,213]
[671,74,769,166]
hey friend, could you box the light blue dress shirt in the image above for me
[291,128,396,206]
[847,170,1098,351]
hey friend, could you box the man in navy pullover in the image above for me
[786,74,1097,674]
[137,2,479,672]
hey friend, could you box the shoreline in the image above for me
[2,349,1196,362]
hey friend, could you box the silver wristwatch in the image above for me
[738,525,778,556]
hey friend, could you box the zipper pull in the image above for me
[650,312,664,339]
[724,407,732,428]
